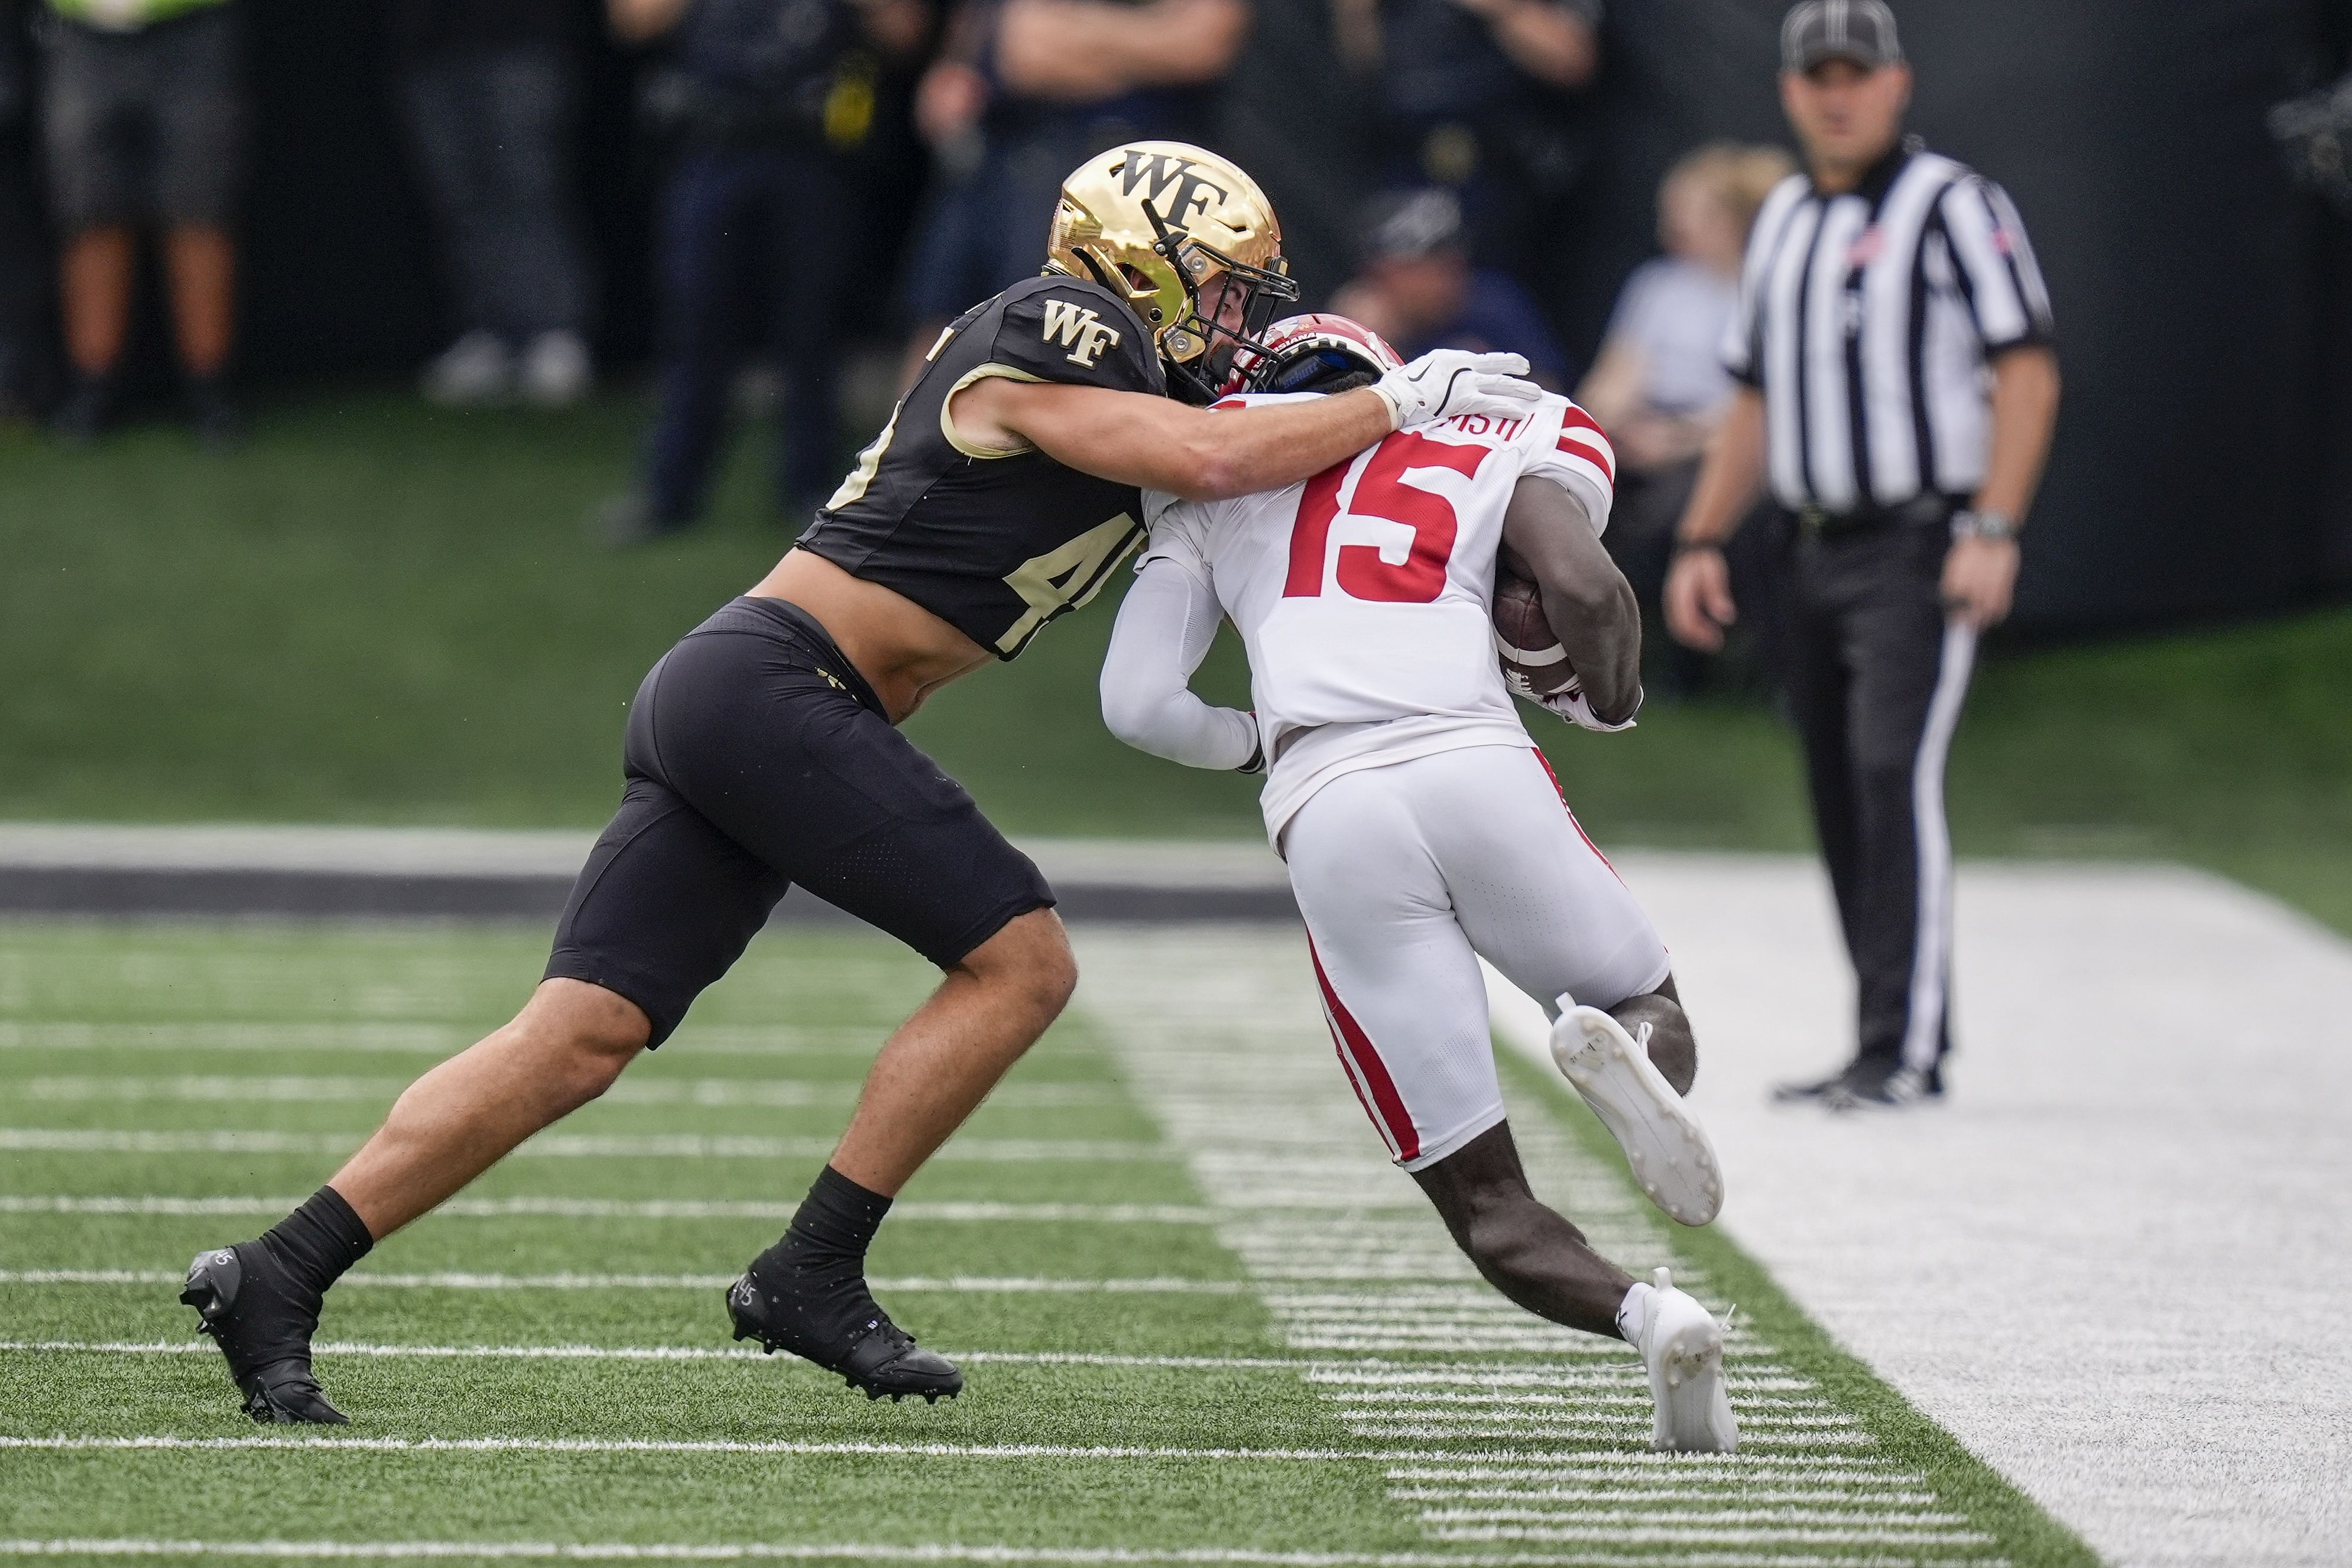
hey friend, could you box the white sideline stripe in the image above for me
[0,1436,1796,1466]
[0,1129,1168,1164]
[0,1197,1219,1224]
[0,1274,1250,1296]
[0,1542,2000,1568]
[10,1077,1116,1110]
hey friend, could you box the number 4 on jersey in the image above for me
[1283,430,1491,603]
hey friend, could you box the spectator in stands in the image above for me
[897,0,1250,380]
[40,0,245,448]
[1578,144,1793,692]
[593,0,929,547]
[1328,187,1569,388]
[0,0,47,421]
[1334,0,1598,284]
[392,0,596,408]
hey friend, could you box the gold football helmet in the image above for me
[1046,141,1300,402]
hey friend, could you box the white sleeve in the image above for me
[1099,556,1260,771]
[1517,396,1616,537]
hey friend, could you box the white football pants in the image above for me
[1284,742,1672,1171]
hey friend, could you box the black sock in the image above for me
[748,1166,893,1333]
[259,1186,374,1300]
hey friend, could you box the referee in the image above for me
[1663,0,2061,1109]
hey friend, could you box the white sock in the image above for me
[1615,1281,1653,1345]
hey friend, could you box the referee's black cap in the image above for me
[1781,0,1904,74]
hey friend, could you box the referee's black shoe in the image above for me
[1826,1060,1944,1112]
[1769,1066,1851,1104]
[180,1244,347,1424]
[726,1272,963,1403]
[1772,1057,1945,1108]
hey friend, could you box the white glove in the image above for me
[1504,668,1640,733]
[1370,350,1543,431]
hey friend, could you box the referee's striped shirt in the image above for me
[1722,141,2055,514]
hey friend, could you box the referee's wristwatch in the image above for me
[1951,509,2019,543]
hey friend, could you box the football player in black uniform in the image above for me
[178,142,1540,1422]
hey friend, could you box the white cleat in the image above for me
[1625,1267,1738,1453]
[1549,1001,1724,1226]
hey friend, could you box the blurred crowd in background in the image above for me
[0,0,1789,561]
[6,0,2347,635]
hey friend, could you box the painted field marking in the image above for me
[9,1077,1117,1111]
[1417,1508,1972,1527]
[3,1342,1770,1377]
[0,1197,1223,1224]
[1383,1495,1938,1514]
[0,1436,1845,1466]
[1426,1525,1993,1547]
[0,1022,915,1056]
[1070,930,1996,1563]
[0,1129,1170,1164]
[0,1540,2015,1567]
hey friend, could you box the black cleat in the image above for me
[180,1245,348,1424]
[726,1272,963,1403]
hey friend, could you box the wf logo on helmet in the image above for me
[1116,153,1231,226]
[1042,299,1124,368]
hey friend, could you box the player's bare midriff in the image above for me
[750,548,992,724]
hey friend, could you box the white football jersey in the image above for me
[1141,391,1617,840]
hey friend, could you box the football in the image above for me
[1493,568,1575,695]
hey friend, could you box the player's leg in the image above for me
[1286,759,1734,1451]
[181,766,783,1424]
[639,606,1062,1398]
[1420,745,1720,1226]
[1285,763,1639,1306]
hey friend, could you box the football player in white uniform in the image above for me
[1099,316,1737,1452]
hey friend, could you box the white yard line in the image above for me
[0,1197,1222,1223]
[7,1077,1116,1110]
[0,1022,898,1056]
[0,1129,1167,1164]
[0,1540,2001,1567]
[0,1436,1735,1464]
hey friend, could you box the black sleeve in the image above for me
[989,283,1164,394]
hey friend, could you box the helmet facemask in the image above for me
[1143,203,1300,404]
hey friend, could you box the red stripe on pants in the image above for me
[1530,747,1627,888]
[1309,937,1420,1162]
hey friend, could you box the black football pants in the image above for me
[1783,508,1976,1073]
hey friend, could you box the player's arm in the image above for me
[1098,554,1261,771]
[1500,478,1641,726]
[951,348,1539,502]
[1662,385,1767,652]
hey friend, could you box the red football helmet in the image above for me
[1222,313,1404,398]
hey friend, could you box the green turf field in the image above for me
[0,917,2096,1565]
[4,394,2348,935]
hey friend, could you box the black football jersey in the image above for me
[796,274,1166,660]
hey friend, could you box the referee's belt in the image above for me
[1793,494,1960,537]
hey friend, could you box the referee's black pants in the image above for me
[1783,505,1977,1076]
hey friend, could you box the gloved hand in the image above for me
[1505,668,1640,733]
[1370,350,1543,431]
